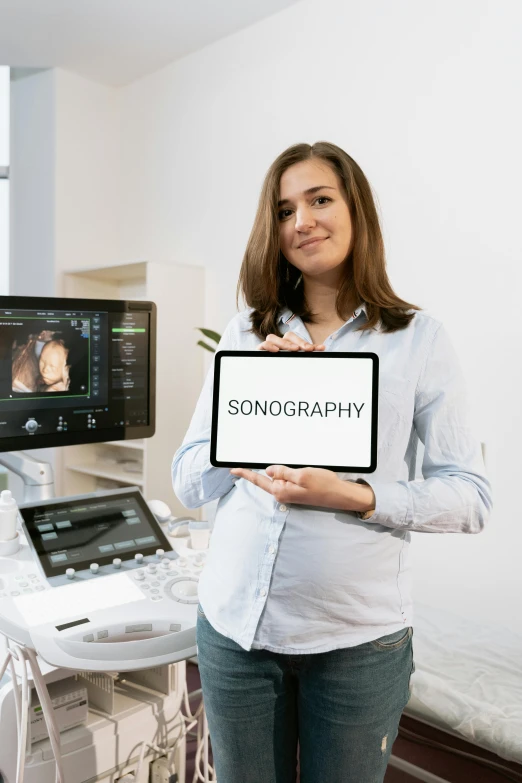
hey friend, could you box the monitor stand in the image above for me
[0,452,55,502]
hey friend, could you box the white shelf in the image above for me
[66,463,144,486]
[102,440,145,451]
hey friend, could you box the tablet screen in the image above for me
[210,351,378,472]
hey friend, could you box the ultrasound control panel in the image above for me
[0,488,204,670]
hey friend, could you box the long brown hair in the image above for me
[237,141,422,338]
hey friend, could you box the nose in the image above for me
[294,204,316,232]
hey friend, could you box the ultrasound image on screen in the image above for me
[8,320,90,398]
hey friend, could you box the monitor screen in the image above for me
[20,488,171,577]
[0,296,156,450]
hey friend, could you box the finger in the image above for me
[282,332,314,351]
[266,334,301,351]
[265,465,303,484]
[230,468,274,494]
[257,341,280,352]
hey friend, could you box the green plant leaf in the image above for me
[196,328,221,344]
[197,340,216,353]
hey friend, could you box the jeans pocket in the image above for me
[370,625,412,651]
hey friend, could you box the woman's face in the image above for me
[39,342,67,385]
[278,159,353,283]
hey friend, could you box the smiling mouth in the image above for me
[299,238,326,249]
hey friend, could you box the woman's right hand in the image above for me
[257,331,325,352]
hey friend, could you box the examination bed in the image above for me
[390,601,522,781]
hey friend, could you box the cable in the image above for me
[0,641,65,783]
[24,647,64,783]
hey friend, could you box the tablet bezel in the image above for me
[210,350,379,472]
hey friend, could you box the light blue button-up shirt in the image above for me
[172,304,492,654]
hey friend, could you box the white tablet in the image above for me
[210,351,379,472]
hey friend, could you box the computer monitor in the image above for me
[0,295,156,451]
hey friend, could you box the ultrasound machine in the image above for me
[0,296,210,783]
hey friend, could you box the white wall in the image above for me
[115,0,522,633]
[53,69,121,285]
[10,69,55,297]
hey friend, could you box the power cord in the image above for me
[0,640,65,783]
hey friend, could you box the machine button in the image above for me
[170,623,181,632]
[170,570,180,577]
[260,588,267,597]
[151,595,162,601]
[83,634,94,642]
[141,584,150,590]
[113,558,122,569]
[66,568,76,580]
[135,553,144,564]
[24,419,39,433]
[97,630,109,639]
[10,591,20,596]
[151,581,160,587]
[194,555,203,564]
[19,581,29,588]
[90,563,100,574]
[134,572,145,581]
[22,588,33,594]
[157,574,166,581]
[178,558,187,567]
[150,588,159,594]
[161,558,170,570]
[28,573,37,578]
[156,548,165,559]
[35,586,45,592]
[126,624,152,633]
[147,564,157,574]
[279,504,288,512]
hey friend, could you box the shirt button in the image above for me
[279,504,288,512]
[269,545,276,555]
[260,588,267,597]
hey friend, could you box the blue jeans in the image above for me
[196,605,415,783]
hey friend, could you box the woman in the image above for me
[172,141,492,783]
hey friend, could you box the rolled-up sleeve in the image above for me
[172,322,240,509]
[357,322,493,533]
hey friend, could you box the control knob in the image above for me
[66,568,75,580]
[135,553,144,564]
[90,563,100,574]
[156,548,165,559]
[113,558,122,569]
[24,419,39,433]
[147,563,157,574]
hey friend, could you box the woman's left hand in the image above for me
[229,465,373,512]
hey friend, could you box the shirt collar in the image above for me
[279,301,368,325]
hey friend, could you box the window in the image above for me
[0,66,9,295]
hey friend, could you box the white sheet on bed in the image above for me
[406,602,522,763]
